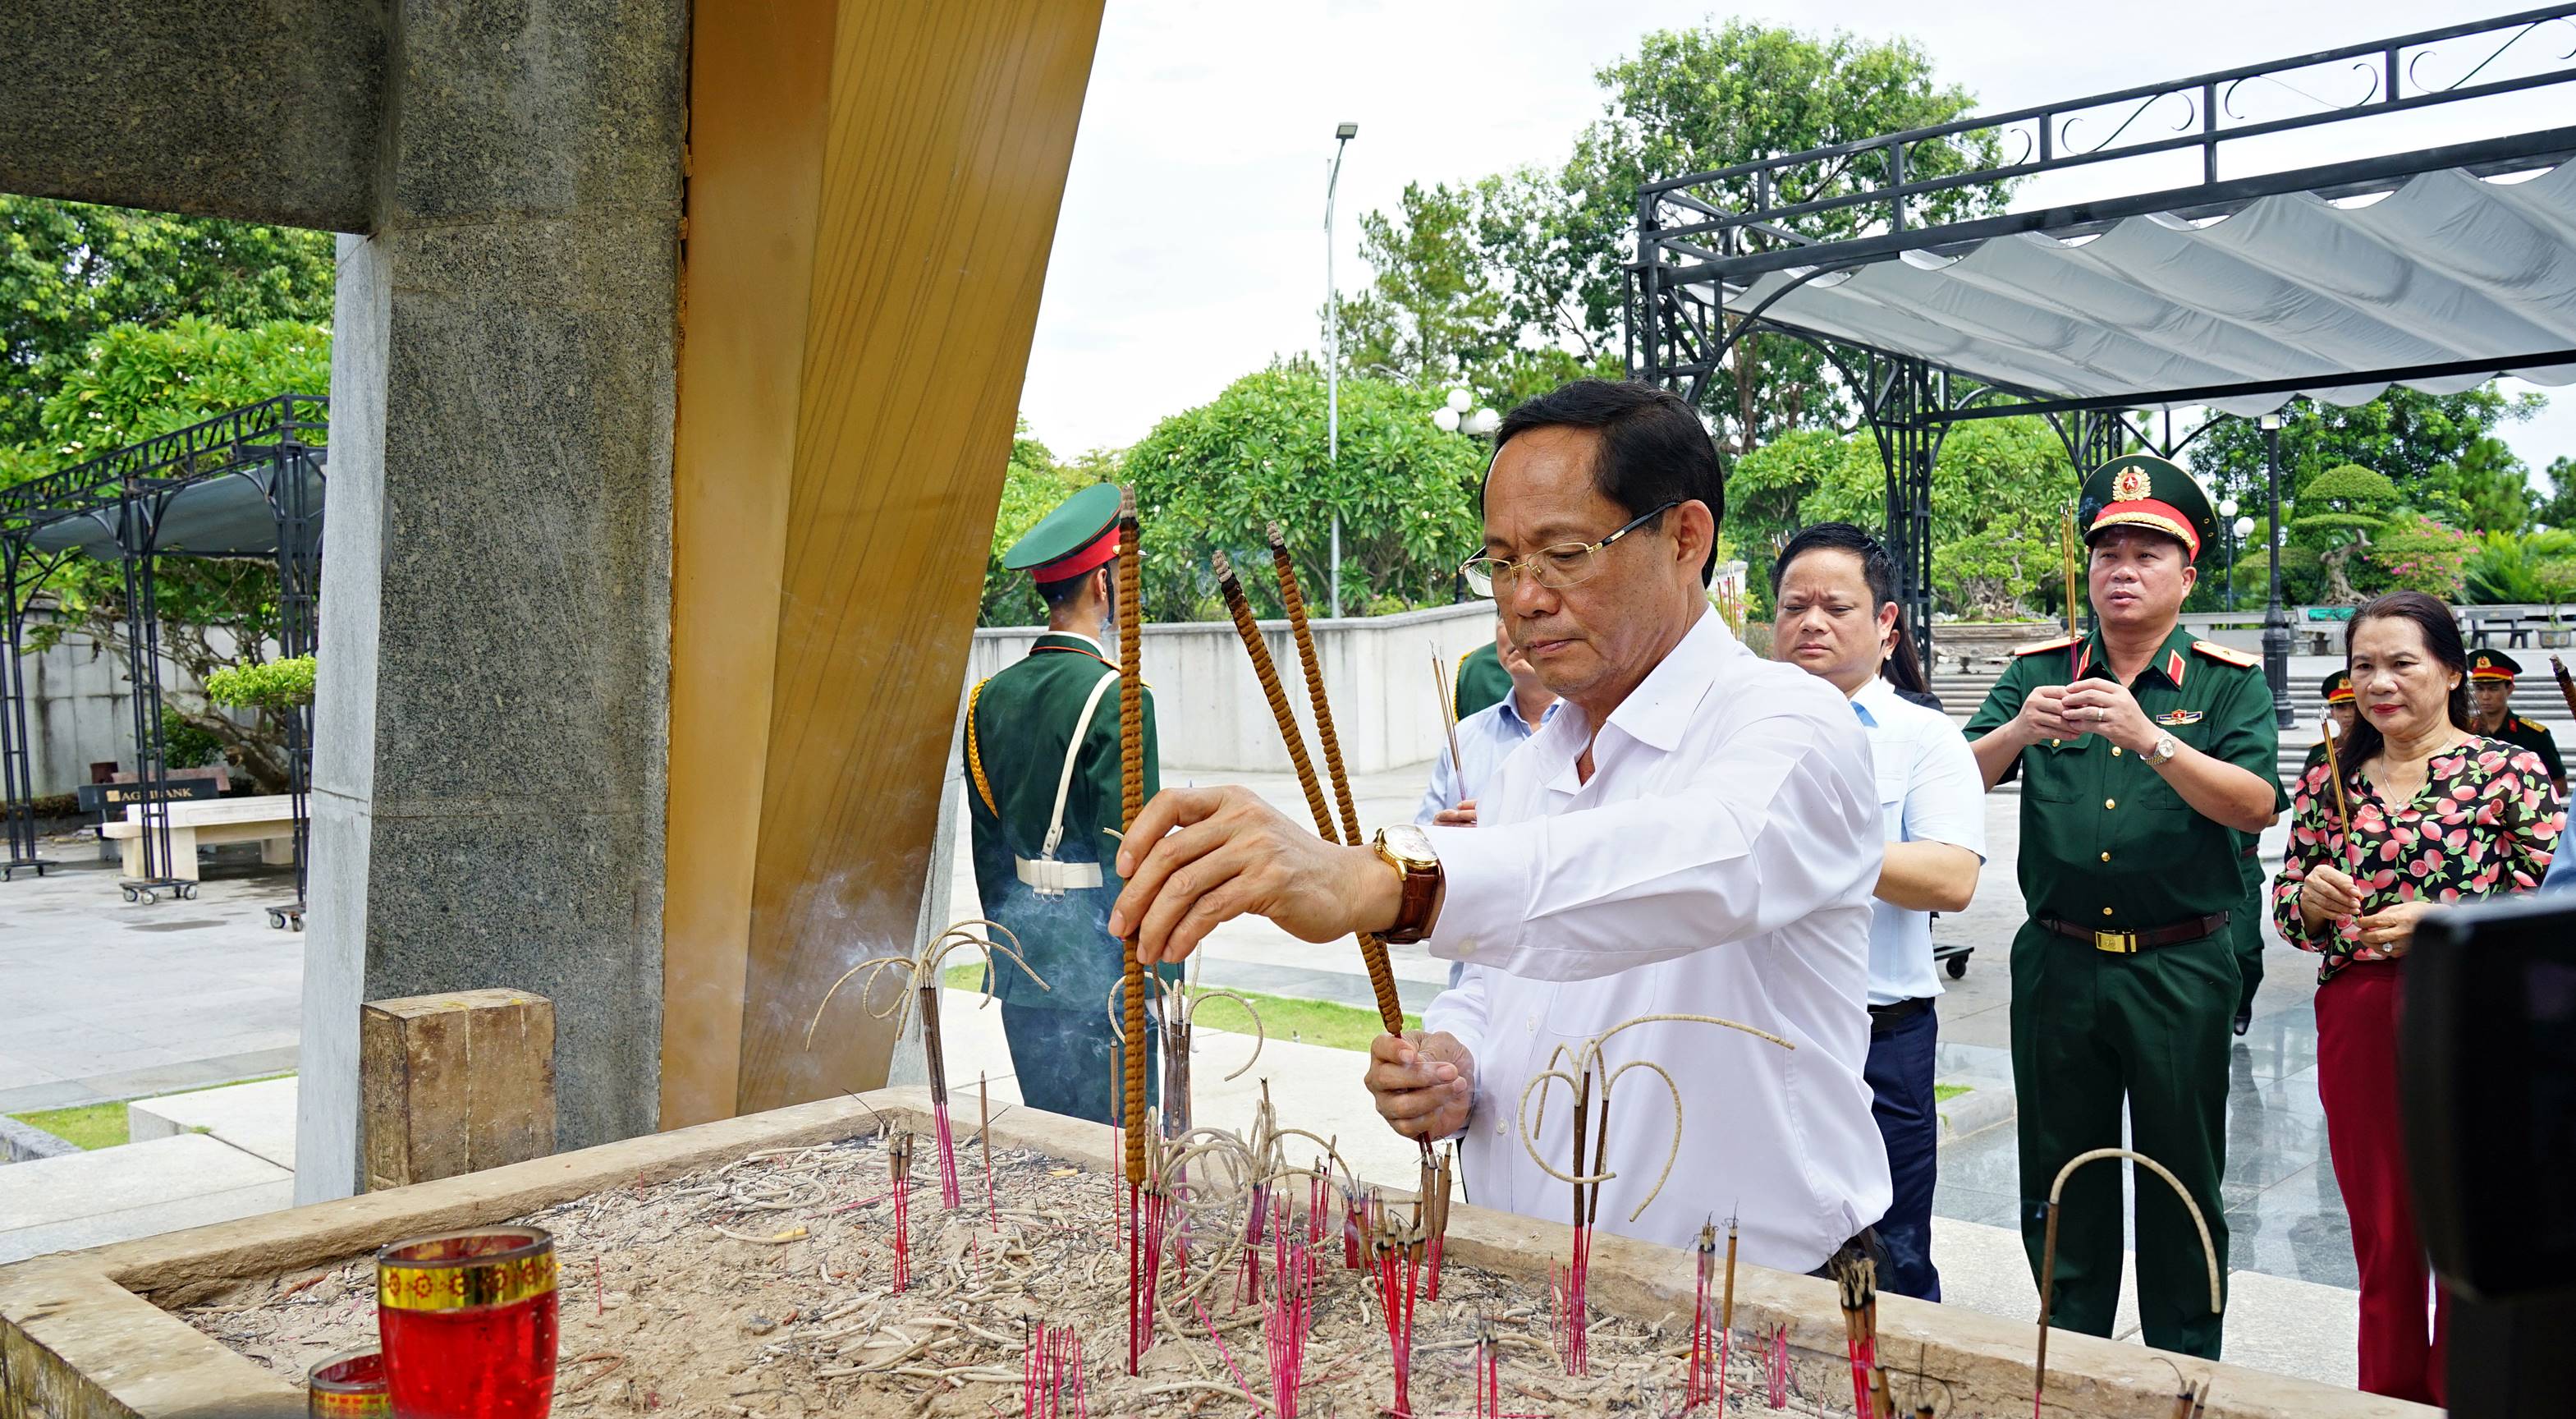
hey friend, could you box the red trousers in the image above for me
[2315,960,2446,1404]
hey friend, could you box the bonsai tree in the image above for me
[2290,463,2400,604]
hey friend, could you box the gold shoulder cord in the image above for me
[965,678,997,815]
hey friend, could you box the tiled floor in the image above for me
[0,845,302,1114]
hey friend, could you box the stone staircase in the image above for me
[1923,665,2574,788]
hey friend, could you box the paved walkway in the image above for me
[0,846,300,1115]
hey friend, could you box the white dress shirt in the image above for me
[1419,611,1891,1274]
[1849,677,1988,1007]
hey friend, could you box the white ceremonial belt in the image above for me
[1015,856,1102,895]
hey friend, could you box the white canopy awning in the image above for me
[1727,160,2576,416]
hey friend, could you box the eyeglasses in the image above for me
[1459,501,1680,597]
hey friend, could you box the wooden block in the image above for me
[360,990,556,1192]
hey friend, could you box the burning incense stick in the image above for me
[1115,492,1149,1375]
[1422,1144,1454,1300]
[887,1132,914,1294]
[1264,531,1414,1063]
[1767,1322,1790,1409]
[981,1073,997,1233]
[2554,654,2576,722]
[1687,1219,1717,1409]
[2062,503,2083,683]
[1473,1316,1502,1419]
[1214,548,1416,1059]
[1432,644,1463,776]
[2320,719,2358,877]
[1721,1214,1740,1410]
[1369,1196,1425,1417]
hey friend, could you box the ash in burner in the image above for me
[180,1128,1827,1416]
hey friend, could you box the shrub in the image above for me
[205,654,316,710]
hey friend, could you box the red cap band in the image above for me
[1029,526,1120,584]
[2089,498,2201,559]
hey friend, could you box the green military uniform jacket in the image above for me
[1965,627,2289,935]
[2486,712,2565,783]
[963,631,1178,1012]
[1453,642,1511,721]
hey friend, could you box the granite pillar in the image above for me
[296,1,685,1202]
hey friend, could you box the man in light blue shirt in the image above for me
[1416,613,1559,829]
[1419,613,1558,986]
[1774,523,1987,1302]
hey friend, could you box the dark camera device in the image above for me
[2402,892,2576,1417]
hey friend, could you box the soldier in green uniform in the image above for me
[1964,455,2288,1361]
[1452,640,1512,719]
[963,484,1177,1125]
[2299,669,2356,778]
[2464,649,2566,798]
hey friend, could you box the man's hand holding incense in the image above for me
[1108,785,1405,966]
[1366,1031,1474,1141]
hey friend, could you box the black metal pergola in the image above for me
[1629,7,2576,720]
[0,393,326,919]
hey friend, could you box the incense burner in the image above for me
[1,1088,2428,1418]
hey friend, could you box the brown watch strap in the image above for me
[1382,859,1442,944]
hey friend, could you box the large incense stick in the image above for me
[1211,551,1411,1045]
[1256,526,1410,1045]
[2554,654,2576,723]
[1268,524,1363,845]
[1116,490,1148,1374]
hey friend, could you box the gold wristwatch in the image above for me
[1373,824,1442,944]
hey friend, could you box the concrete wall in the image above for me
[966,600,1499,775]
[15,607,257,799]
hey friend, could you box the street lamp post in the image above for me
[2217,497,2240,611]
[2259,412,2294,728]
[1325,122,1358,618]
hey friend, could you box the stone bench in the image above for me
[100,794,299,883]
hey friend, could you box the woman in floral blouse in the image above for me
[2273,591,2562,1404]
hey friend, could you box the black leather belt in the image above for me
[1868,996,1932,1026]
[2041,912,2230,954]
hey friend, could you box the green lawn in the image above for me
[9,1100,129,1151]
[940,965,1417,1053]
[7,1072,296,1152]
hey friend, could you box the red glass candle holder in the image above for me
[308,1348,390,1418]
[375,1226,559,1419]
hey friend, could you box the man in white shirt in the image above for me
[1772,522,1987,1301]
[1107,380,1891,1274]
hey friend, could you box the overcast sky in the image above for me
[1017,0,2574,480]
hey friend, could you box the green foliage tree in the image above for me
[5,319,330,791]
[2430,435,2537,534]
[1727,416,2074,620]
[2465,528,2576,605]
[1562,23,2007,457]
[2189,388,2540,523]
[2537,455,2576,530]
[2289,463,2400,604]
[1121,362,1487,622]
[2363,512,2476,599]
[979,421,1102,627]
[1336,22,2000,461]
[0,197,335,448]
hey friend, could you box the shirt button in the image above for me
[2102,907,2114,916]
[2111,746,2123,756]
[2051,738,2061,747]
[2104,797,2117,810]
[2099,852,2111,862]
[1456,939,1475,958]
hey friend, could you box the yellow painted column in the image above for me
[663,0,1107,1126]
